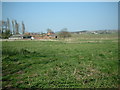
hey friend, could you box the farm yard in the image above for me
[2,33,119,88]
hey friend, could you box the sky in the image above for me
[2,2,118,33]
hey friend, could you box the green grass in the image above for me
[2,34,119,88]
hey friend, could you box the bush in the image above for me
[2,30,12,39]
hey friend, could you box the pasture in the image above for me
[2,34,119,88]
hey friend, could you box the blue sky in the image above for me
[2,2,118,33]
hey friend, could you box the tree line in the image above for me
[0,18,71,39]
[0,18,25,39]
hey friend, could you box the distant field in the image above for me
[2,34,119,88]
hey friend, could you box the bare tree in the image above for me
[22,21,25,35]
[12,20,15,34]
[7,18,10,31]
[47,28,53,33]
[2,21,7,33]
[1,20,12,39]
[58,28,71,38]
[15,20,19,34]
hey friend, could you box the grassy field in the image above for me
[2,34,119,88]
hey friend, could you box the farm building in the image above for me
[9,35,23,39]
[9,34,34,40]
[46,31,57,39]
